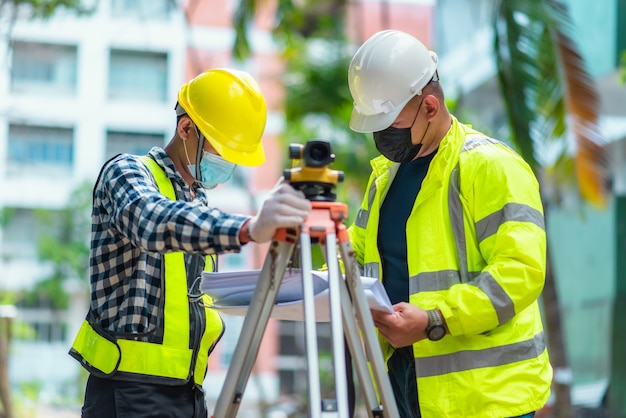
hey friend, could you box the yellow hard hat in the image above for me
[177,68,267,166]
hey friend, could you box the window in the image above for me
[109,49,168,102]
[105,130,165,159]
[110,0,172,20]
[7,124,74,177]
[10,41,77,95]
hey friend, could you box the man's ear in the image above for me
[177,116,193,140]
[424,95,439,120]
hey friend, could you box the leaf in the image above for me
[10,0,95,19]
[494,0,552,171]
[232,0,256,60]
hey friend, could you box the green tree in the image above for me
[17,181,92,311]
[0,0,95,41]
[234,0,376,217]
[0,0,93,19]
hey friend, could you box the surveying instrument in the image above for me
[211,140,399,418]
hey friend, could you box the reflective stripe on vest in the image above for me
[71,156,223,385]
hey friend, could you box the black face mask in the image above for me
[373,99,427,163]
[373,127,423,163]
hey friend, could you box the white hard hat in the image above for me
[348,30,438,133]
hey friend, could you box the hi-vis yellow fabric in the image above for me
[349,117,552,418]
[70,156,223,385]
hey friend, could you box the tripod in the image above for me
[211,200,399,418]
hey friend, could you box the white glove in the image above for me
[248,180,312,243]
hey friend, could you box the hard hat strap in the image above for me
[175,102,186,116]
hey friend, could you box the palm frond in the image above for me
[494,0,561,171]
[493,0,609,208]
[549,0,609,208]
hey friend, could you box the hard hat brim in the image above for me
[349,103,404,134]
[211,136,266,167]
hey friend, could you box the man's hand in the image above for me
[248,180,311,243]
[370,302,429,348]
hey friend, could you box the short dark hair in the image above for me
[424,79,444,101]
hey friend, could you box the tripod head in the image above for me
[283,140,344,201]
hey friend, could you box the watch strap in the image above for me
[427,309,442,327]
[426,309,446,341]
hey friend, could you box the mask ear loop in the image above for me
[194,126,204,182]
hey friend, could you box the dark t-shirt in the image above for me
[378,150,437,304]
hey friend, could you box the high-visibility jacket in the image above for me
[70,156,224,386]
[349,117,552,418]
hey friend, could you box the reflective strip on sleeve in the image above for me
[475,271,516,324]
[462,134,505,152]
[475,203,545,243]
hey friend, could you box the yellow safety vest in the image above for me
[349,117,552,418]
[70,156,224,385]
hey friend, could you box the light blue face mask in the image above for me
[183,128,236,189]
[188,151,236,190]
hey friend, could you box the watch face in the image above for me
[428,325,446,341]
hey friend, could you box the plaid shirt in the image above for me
[90,147,249,336]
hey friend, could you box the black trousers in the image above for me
[81,375,208,418]
[388,347,421,418]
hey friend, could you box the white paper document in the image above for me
[200,269,393,322]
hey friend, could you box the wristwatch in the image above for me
[426,309,446,341]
